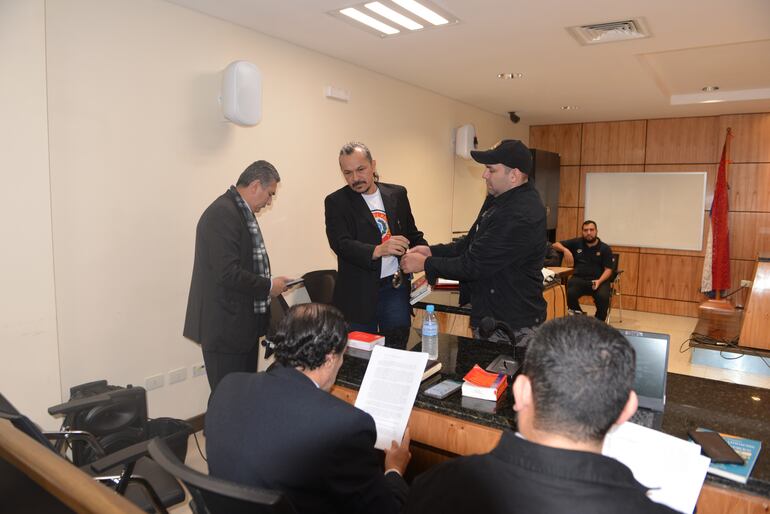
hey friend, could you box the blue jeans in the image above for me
[348,279,411,333]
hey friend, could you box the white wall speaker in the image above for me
[221,61,262,126]
[455,124,477,159]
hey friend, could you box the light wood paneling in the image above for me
[559,166,580,206]
[577,208,585,231]
[612,246,640,253]
[719,113,770,163]
[732,259,758,308]
[638,254,704,302]
[729,212,770,260]
[739,260,770,351]
[697,482,770,514]
[730,163,770,212]
[579,165,645,207]
[581,120,647,165]
[556,207,579,242]
[530,124,582,165]
[615,251,640,296]
[635,297,700,318]
[612,294,637,311]
[645,164,717,204]
[646,117,721,164]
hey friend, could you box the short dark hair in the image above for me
[272,303,348,370]
[339,141,379,182]
[236,160,281,187]
[522,316,635,443]
[582,220,597,230]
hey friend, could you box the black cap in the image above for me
[471,139,532,175]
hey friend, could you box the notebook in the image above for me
[619,329,670,430]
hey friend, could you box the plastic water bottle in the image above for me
[422,305,439,360]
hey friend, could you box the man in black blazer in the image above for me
[183,161,290,397]
[403,316,677,514]
[206,303,411,514]
[325,142,426,332]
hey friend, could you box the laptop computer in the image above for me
[619,329,670,430]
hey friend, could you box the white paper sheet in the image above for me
[354,345,428,450]
[603,421,711,513]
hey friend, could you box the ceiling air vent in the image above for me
[568,18,650,45]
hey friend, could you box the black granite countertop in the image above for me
[336,329,770,498]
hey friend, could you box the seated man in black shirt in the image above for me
[403,316,677,514]
[553,220,613,321]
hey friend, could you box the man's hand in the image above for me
[270,276,290,297]
[406,245,432,257]
[400,252,427,273]
[591,279,600,290]
[383,427,411,476]
[373,235,410,259]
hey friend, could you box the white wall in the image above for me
[3,0,525,424]
[0,0,62,428]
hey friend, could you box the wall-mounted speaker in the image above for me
[455,124,477,159]
[221,60,262,126]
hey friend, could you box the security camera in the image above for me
[508,111,520,124]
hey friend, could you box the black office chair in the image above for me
[606,253,624,323]
[0,392,185,513]
[148,438,297,514]
[301,269,337,305]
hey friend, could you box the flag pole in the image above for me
[699,127,735,314]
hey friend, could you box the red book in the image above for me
[461,364,507,401]
[347,331,385,351]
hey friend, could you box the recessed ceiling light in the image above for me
[702,86,720,92]
[392,0,448,25]
[339,7,399,35]
[561,105,579,110]
[365,2,423,30]
[497,73,524,79]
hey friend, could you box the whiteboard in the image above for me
[584,172,707,251]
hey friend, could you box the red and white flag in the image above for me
[700,129,732,294]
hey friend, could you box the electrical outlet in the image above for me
[741,280,753,288]
[145,373,165,391]
[192,363,206,377]
[169,367,187,385]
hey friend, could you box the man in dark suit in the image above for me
[206,303,411,514]
[325,142,426,333]
[183,161,290,397]
[404,316,677,514]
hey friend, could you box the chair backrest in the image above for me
[301,270,337,305]
[0,393,57,450]
[268,294,291,336]
[610,253,620,281]
[147,438,297,514]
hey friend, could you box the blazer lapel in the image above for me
[344,186,379,232]
[379,184,401,236]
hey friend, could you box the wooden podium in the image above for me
[739,257,770,350]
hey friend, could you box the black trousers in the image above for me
[567,276,612,321]
[203,344,259,401]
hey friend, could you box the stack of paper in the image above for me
[603,422,710,513]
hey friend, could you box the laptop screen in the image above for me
[619,330,670,412]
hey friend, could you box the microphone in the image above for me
[479,316,516,342]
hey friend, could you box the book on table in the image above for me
[461,364,507,401]
[422,360,442,381]
[693,428,762,484]
[347,331,385,351]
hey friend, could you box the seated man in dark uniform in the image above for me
[206,303,410,514]
[553,220,614,321]
[403,316,677,514]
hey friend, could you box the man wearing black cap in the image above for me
[401,140,547,346]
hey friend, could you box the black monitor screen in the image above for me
[620,330,670,411]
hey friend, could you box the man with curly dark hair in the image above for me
[205,303,410,514]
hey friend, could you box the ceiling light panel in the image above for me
[365,2,423,30]
[330,0,457,38]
